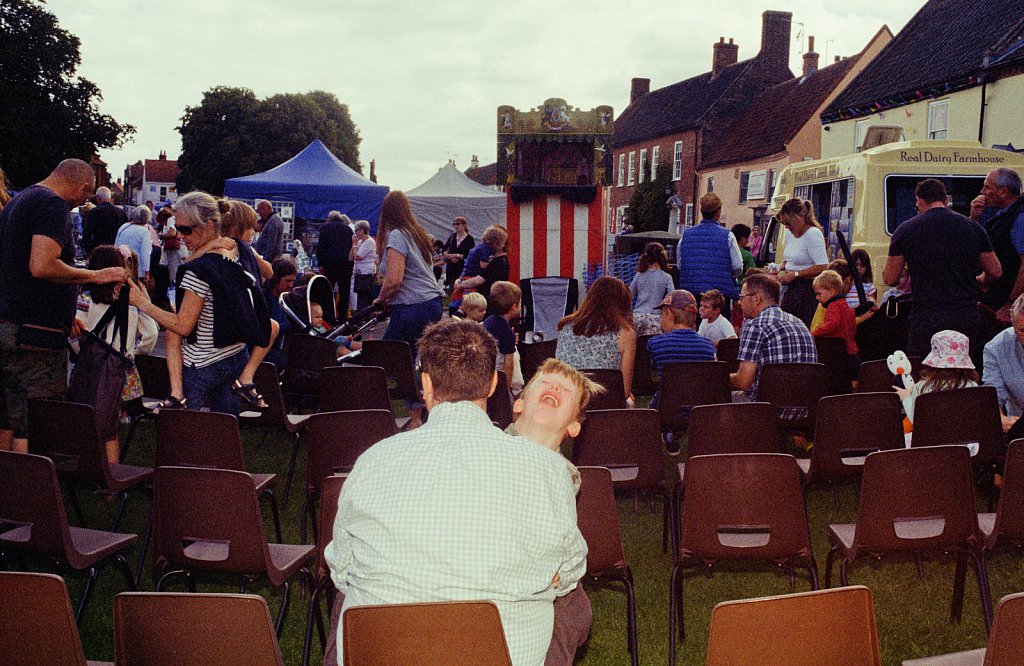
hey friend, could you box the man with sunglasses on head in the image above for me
[0,159,129,453]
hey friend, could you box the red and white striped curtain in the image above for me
[506,194,606,284]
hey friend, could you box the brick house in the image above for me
[464,154,500,188]
[698,27,892,229]
[123,151,180,206]
[611,10,795,234]
[820,0,1024,157]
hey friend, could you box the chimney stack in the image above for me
[630,77,650,105]
[759,10,793,75]
[712,37,739,77]
[802,35,819,76]
[471,154,479,169]
[369,159,377,183]
[835,55,841,63]
[159,150,166,160]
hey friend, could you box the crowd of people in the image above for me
[6,155,1024,664]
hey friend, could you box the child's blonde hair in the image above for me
[462,292,487,313]
[813,270,844,294]
[523,359,604,421]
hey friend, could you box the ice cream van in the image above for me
[756,140,1024,284]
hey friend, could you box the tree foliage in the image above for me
[176,88,362,195]
[0,0,135,187]
[625,166,673,233]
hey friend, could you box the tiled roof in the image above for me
[823,0,1024,121]
[704,56,859,168]
[464,162,497,186]
[612,60,754,148]
[144,158,179,184]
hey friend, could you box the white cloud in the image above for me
[45,0,922,192]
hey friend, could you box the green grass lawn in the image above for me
[46,419,1023,665]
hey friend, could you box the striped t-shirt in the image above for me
[180,267,246,368]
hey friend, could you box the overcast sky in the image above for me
[46,0,922,191]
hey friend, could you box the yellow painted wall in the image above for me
[981,74,1024,148]
[701,155,791,228]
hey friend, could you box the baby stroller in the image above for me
[279,274,384,345]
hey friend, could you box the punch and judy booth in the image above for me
[497,99,613,289]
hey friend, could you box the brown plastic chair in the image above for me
[486,370,515,429]
[802,392,905,504]
[123,354,173,456]
[903,592,1024,665]
[573,409,672,552]
[282,333,340,409]
[319,365,410,429]
[302,410,396,543]
[0,571,111,666]
[114,592,284,666]
[581,369,627,410]
[152,466,315,636]
[303,474,348,666]
[979,439,1024,552]
[680,402,781,489]
[156,409,282,543]
[239,362,313,506]
[632,333,659,397]
[707,586,881,666]
[715,336,739,373]
[857,356,924,394]
[756,362,828,436]
[655,361,731,435]
[29,399,153,533]
[825,446,993,632]
[348,339,420,403]
[815,336,854,395]
[343,600,512,665]
[669,453,817,665]
[517,338,557,385]
[576,466,637,666]
[912,386,1005,508]
[0,451,137,623]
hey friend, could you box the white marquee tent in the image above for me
[406,162,506,243]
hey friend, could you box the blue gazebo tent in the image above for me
[224,140,388,228]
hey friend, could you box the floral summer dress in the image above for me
[555,324,622,370]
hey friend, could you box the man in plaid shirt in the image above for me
[325,318,587,665]
[731,272,817,406]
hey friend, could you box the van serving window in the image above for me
[883,174,985,235]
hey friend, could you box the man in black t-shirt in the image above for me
[883,178,1003,357]
[317,211,355,321]
[0,159,129,453]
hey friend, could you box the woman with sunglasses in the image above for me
[776,197,829,327]
[441,216,474,291]
[129,192,274,415]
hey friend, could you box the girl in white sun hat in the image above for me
[895,329,979,428]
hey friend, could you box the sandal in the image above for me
[152,395,187,413]
[233,380,268,411]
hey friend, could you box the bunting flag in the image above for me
[506,194,605,285]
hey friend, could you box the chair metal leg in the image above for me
[915,552,925,579]
[825,545,838,588]
[187,572,197,593]
[624,569,638,666]
[156,569,187,592]
[114,554,137,591]
[261,489,283,544]
[951,551,967,624]
[134,494,153,588]
[67,484,86,526]
[276,580,292,637]
[806,556,820,590]
[302,581,328,666]
[974,549,993,633]
[75,566,100,623]
[110,490,130,532]
[839,558,850,586]
[668,565,678,666]
[300,499,309,545]
[282,432,301,508]
[660,494,669,554]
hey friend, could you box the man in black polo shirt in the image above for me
[883,178,1003,358]
[0,159,129,453]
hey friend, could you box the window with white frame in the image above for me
[617,154,625,187]
[928,100,949,140]
[651,145,660,181]
[617,206,628,230]
[627,151,636,185]
[707,176,715,193]
[855,119,870,152]
[638,149,648,183]
[684,203,694,226]
[672,141,683,181]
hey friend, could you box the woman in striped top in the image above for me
[130,192,274,415]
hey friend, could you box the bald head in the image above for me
[42,159,95,206]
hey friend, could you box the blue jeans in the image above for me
[183,349,249,415]
[383,296,443,353]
